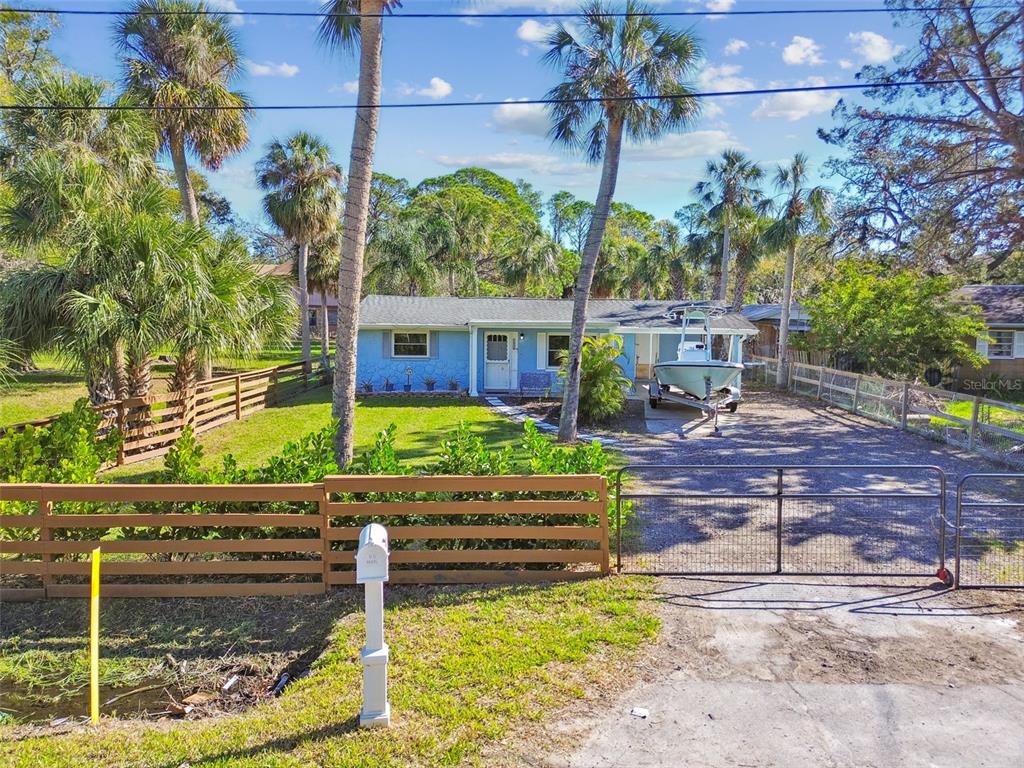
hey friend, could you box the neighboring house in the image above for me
[357,295,757,396]
[954,285,1024,384]
[740,303,811,358]
[256,260,337,331]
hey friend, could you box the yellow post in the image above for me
[90,546,101,725]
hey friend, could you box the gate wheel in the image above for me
[726,402,738,413]
[936,567,953,587]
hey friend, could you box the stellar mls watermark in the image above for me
[962,378,1024,392]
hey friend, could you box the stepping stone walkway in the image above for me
[482,397,618,446]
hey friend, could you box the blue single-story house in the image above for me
[356,295,758,396]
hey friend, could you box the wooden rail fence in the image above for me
[2,361,324,467]
[755,355,1024,467]
[0,475,610,600]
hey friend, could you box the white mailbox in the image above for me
[356,523,390,583]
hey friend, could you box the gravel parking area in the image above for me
[614,391,1004,577]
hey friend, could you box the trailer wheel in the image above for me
[649,398,659,409]
[726,402,738,413]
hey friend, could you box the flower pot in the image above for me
[425,383,436,392]
[403,384,412,392]
[384,384,395,392]
[362,385,373,393]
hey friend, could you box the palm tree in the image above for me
[308,226,342,363]
[365,216,439,296]
[319,0,399,465]
[545,0,700,442]
[170,232,298,390]
[649,220,691,300]
[116,0,251,224]
[256,132,343,368]
[694,149,764,302]
[729,211,773,310]
[765,153,832,386]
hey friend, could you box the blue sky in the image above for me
[47,0,917,225]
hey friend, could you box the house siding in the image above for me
[475,328,635,394]
[357,330,470,391]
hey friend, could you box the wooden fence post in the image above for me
[234,375,242,420]
[968,396,980,450]
[270,369,278,406]
[852,375,862,414]
[115,402,126,466]
[816,366,825,400]
[320,488,331,593]
[598,478,610,576]
[40,489,52,599]
[900,382,910,430]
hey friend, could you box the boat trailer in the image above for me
[647,377,740,434]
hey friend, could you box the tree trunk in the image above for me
[717,224,731,302]
[319,289,329,362]
[112,341,129,402]
[776,240,797,387]
[670,265,685,300]
[168,129,200,225]
[172,348,200,393]
[558,113,625,443]
[731,263,749,311]
[332,0,384,466]
[298,241,311,368]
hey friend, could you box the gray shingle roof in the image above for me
[359,295,757,334]
[953,285,1024,326]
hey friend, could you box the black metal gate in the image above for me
[955,474,1024,588]
[616,464,947,578]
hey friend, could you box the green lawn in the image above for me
[0,577,658,767]
[107,390,529,482]
[1,346,318,428]
[932,399,1024,435]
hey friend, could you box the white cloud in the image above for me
[782,36,825,66]
[702,101,724,118]
[622,129,743,161]
[751,76,838,121]
[706,0,735,10]
[247,60,299,78]
[724,38,749,56]
[848,31,904,64]
[435,152,592,177]
[416,77,453,99]
[698,63,754,92]
[517,19,557,46]
[329,81,359,95]
[492,99,550,137]
[207,0,243,26]
[461,17,483,27]
[518,45,531,57]
[838,58,854,70]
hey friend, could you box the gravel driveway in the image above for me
[610,391,1003,578]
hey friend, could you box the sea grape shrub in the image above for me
[0,399,122,541]
[558,335,630,423]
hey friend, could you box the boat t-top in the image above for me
[649,301,744,415]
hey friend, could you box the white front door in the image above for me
[484,333,511,390]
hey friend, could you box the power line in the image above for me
[2,3,1019,19]
[0,75,1018,111]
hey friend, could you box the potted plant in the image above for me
[361,379,373,393]
[423,376,437,392]
[447,376,460,392]
[383,377,395,392]
[403,367,413,392]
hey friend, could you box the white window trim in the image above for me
[987,329,1015,359]
[391,329,430,359]
[543,333,571,370]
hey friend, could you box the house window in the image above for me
[393,331,429,358]
[989,330,1014,359]
[546,334,570,368]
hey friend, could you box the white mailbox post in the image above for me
[356,523,391,728]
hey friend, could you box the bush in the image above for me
[560,335,631,423]
[0,398,120,484]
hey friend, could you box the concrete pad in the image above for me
[557,578,1024,768]
[566,681,1024,768]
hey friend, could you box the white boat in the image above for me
[653,302,744,401]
